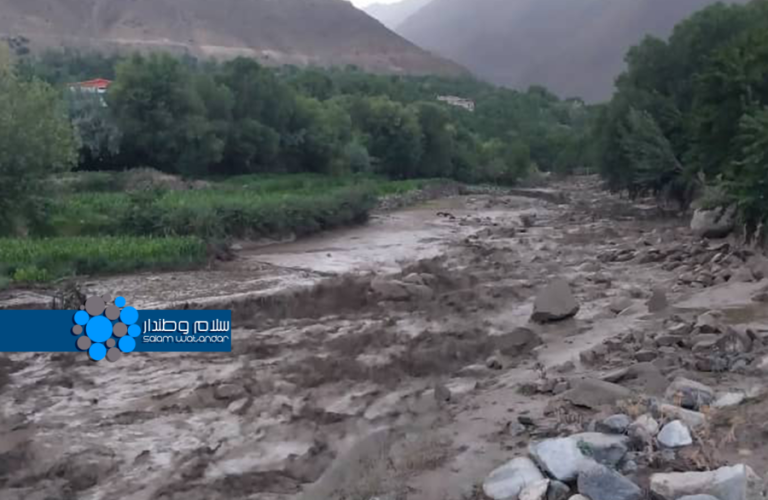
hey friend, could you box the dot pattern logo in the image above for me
[72,295,139,361]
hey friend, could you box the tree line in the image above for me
[592,0,768,231]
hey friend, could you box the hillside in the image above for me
[397,0,749,101]
[0,0,465,76]
[363,0,434,30]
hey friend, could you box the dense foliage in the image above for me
[16,51,592,183]
[593,0,768,228]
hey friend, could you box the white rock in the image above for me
[650,464,758,500]
[483,457,546,500]
[657,420,693,448]
[519,479,550,500]
[713,391,746,409]
[529,438,593,482]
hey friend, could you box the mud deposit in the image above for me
[2,177,768,500]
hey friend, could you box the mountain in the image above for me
[0,0,465,76]
[364,0,434,30]
[397,0,749,102]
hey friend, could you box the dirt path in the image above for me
[1,177,767,500]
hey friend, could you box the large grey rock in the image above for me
[657,420,693,448]
[570,433,629,468]
[483,457,546,500]
[562,379,632,409]
[531,278,580,323]
[595,414,631,435]
[650,464,759,500]
[691,205,737,239]
[529,438,593,482]
[577,463,642,500]
[665,377,715,410]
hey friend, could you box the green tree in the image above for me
[0,50,78,234]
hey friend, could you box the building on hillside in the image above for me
[68,79,112,107]
[436,95,475,112]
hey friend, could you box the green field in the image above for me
[1,171,434,285]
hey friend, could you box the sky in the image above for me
[350,0,400,7]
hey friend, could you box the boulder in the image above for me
[531,278,580,323]
[650,464,759,500]
[657,420,693,448]
[595,414,631,435]
[577,463,642,500]
[562,379,632,409]
[647,288,669,313]
[665,377,714,410]
[520,480,550,500]
[691,205,737,239]
[483,457,547,500]
[570,433,629,468]
[529,438,593,482]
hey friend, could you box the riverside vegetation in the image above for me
[0,45,592,285]
[2,0,768,286]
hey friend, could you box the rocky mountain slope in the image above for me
[397,0,749,101]
[0,0,465,76]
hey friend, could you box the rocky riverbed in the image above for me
[1,176,767,500]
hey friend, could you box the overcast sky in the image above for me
[350,0,400,7]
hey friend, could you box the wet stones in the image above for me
[577,463,642,500]
[665,378,714,410]
[482,457,545,500]
[657,420,693,448]
[531,278,580,323]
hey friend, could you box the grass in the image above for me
[6,171,444,284]
[0,236,207,284]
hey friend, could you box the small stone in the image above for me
[553,381,570,395]
[622,460,638,474]
[482,457,546,500]
[657,420,693,448]
[577,463,642,500]
[487,356,503,370]
[609,297,633,314]
[547,481,570,500]
[531,278,580,323]
[520,479,550,500]
[214,383,246,400]
[731,267,755,283]
[634,350,657,362]
[434,383,452,404]
[402,273,425,285]
[568,496,590,500]
[665,377,714,410]
[227,398,249,414]
[656,335,685,347]
[371,276,410,301]
[631,414,660,436]
[596,414,632,435]
[695,312,721,333]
